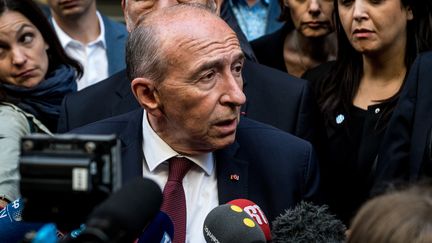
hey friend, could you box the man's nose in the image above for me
[220,74,246,107]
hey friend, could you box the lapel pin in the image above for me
[230,174,240,181]
[241,112,246,116]
[336,114,345,124]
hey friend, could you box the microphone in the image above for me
[136,211,173,243]
[203,204,266,243]
[65,177,162,243]
[271,201,346,243]
[0,198,46,242]
[228,199,271,241]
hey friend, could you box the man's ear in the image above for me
[131,77,162,116]
[121,0,126,11]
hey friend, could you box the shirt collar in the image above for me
[51,11,106,48]
[142,110,214,176]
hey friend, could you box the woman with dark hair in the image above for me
[251,0,337,77]
[0,0,82,208]
[304,0,432,225]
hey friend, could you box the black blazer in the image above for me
[375,51,432,191]
[70,109,321,222]
[58,60,321,147]
[251,23,290,73]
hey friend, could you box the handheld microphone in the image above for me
[137,211,173,243]
[228,199,271,241]
[65,177,162,243]
[0,198,45,242]
[203,204,266,243]
[271,201,346,243]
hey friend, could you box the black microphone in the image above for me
[271,201,346,243]
[136,211,173,242]
[203,204,266,243]
[65,177,162,243]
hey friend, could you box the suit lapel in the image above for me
[118,109,144,183]
[215,141,249,204]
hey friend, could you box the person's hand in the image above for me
[0,197,10,209]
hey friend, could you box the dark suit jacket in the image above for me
[251,23,289,73]
[101,15,128,76]
[375,51,432,191]
[70,109,320,222]
[58,60,321,148]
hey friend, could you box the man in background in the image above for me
[47,0,127,90]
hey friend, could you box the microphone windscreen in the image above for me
[0,198,45,242]
[271,201,346,243]
[228,199,271,241]
[137,211,173,243]
[203,204,266,243]
[80,177,162,242]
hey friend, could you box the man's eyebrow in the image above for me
[194,51,244,73]
[194,59,224,74]
[232,52,245,64]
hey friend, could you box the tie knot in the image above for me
[167,157,192,182]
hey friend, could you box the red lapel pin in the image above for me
[230,174,240,181]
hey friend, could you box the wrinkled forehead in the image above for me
[161,17,240,57]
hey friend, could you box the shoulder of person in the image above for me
[100,14,128,36]
[244,60,307,89]
[237,117,312,149]
[301,61,336,83]
[0,103,32,137]
[0,103,51,135]
[70,108,142,135]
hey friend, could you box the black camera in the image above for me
[19,134,121,231]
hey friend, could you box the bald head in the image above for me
[122,0,219,31]
[127,4,245,155]
[126,4,239,82]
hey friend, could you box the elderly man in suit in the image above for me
[57,0,323,156]
[72,4,320,242]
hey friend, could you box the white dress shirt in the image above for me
[141,111,219,242]
[51,12,108,90]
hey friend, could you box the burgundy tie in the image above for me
[161,157,192,243]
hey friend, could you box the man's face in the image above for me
[47,0,95,18]
[145,17,246,155]
[122,0,217,31]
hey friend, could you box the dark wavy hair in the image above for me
[278,0,295,31]
[0,0,82,102]
[315,0,432,128]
